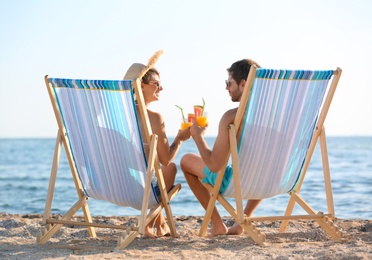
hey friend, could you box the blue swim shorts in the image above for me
[151,175,161,198]
[202,165,233,194]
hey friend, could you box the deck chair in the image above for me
[37,74,181,249]
[200,66,344,245]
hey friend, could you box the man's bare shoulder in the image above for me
[221,107,238,121]
[218,107,238,129]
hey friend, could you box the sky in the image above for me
[0,0,371,138]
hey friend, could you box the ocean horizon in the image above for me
[0,136,371,220]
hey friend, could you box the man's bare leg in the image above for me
[185,171,227,236]
[227,199,262,235]
[181,154,227,236]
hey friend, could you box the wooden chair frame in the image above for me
[37,77,180,250]
[199,66,344,245]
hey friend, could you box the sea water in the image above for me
[0,137,371,219]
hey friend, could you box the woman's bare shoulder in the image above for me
[147,109,163,121]
[147,110,165,132]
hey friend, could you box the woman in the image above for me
[124,63,190,238]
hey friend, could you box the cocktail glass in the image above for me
[181,121,192,130]
[196,112,208,127]
[188,113,195,123]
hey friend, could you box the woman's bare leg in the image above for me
[144,215,158,238]
[153,163,176,237]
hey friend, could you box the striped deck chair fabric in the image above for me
[48,78,158,209]
[38,76,180,250]
[224,69,333,199]
[199,66,344,245]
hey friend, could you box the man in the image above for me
[180,59,262,236]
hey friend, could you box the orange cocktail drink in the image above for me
[181,113,194,130]
[194,105,208,127]
[196,115,208,127]
[181,122,192,130]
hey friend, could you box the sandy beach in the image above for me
[0,213,371,259]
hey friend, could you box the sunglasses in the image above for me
[148,80,161,87]
[225,80,232,88]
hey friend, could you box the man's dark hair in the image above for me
[227,59,261,85]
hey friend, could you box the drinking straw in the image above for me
[175,105,186,123]
[202,98,206,116]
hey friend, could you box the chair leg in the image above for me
[279,196,296,232]
[240,220,266,245]
[199,184,220,237]
[162,184,181,237]
[320,128,335,220]
[37,196,89,244]
[292,193,343,240]
[81,199,96,238]
[116,225,139,250]
[43,132,62,224]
